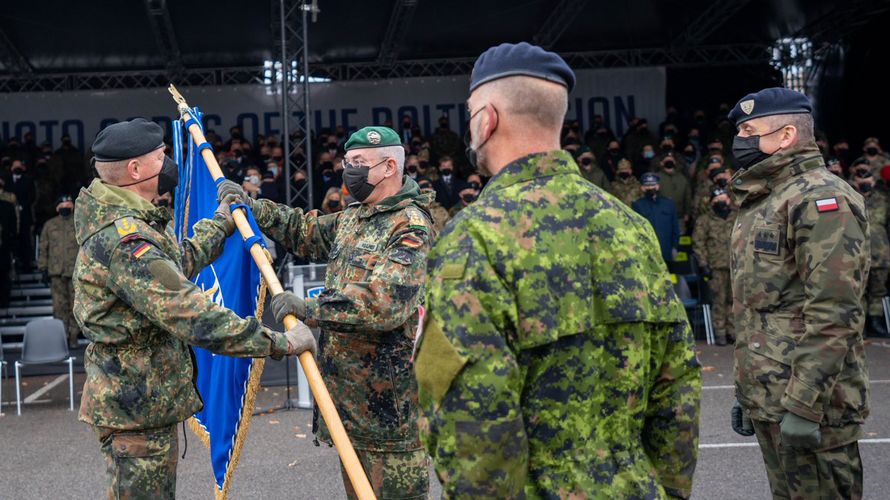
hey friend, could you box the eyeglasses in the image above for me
[342,157,389,170]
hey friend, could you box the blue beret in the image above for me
[641,172,660,186]
[92,118,165,162]
[470,42,575,93]
[728,87,812,126]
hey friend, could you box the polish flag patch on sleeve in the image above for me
[815,197,839,213]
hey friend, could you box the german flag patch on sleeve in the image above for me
[132,242,152,259]
[401,234,424,249]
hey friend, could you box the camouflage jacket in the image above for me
[609,176,643,207]
[730,143,870,447]
[39,213,79,277]
[415,150,702,499]
[73,179,288,430]
[692,207,735,270]
[656,167,692,220]
[252,177,434,451]
[863,190,890,269]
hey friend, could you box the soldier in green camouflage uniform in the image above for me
[73,119,313,499]
[39,195,81,348]
[849,171,890,337]
[852,137,890,176]
[728,89,870,499]
[238,126,434,500]
[415,42,701,499]
[609,158,643,207]
[576,146,611,190]
[692,188,736,345]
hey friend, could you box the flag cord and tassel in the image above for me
[168,84,376,500]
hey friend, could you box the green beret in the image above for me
[345,126,401,151]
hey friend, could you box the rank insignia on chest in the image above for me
[815,197,839,213]
[753,227,780,255]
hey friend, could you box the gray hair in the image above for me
[376,145,405,176]
[767,113,814,145]
[475,75,568,130]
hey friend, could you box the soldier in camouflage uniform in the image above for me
[576,145,610,190]
[692,188,736,345]
[849,170,890,337]
[417,178,450,235]
[728,89,870,499]
[38,195,81,348]
[692,166,732,218]
[415,42,701,499]
[609,158,643,207]
[73,119,313,499]
[852,137,890,177]
[230,126,434,500]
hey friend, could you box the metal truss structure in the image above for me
[144,0,183,76]
[272,0,317,209]
[671,0,754,47]
[378,0,418,66]
[533,0,591,49]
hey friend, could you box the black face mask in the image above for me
[731,125,786,169]
[461,193,477,204]
[327,200,341,209]
[858,183,873,193]
[59,207,73,216]
[608,149,620,156]
[579,157,593,166]
[866,147,879,156]
[646,188,658,199]
[716,178,729,188]
[407,164,418,174]
[342,159,387,203]
[663,160,675,170]
[712,201,731,219]
[154,199,170,208]
[321,161,334,170]
[618,172,631,180]
[440,168,453,177]
[117,155,178,196]
[465,106,496,170]
[468,182,481,190]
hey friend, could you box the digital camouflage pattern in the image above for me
[73,179,288,431]
[39,213,81,344]
[730,142,871,448]
[751,419,862,500]
[693,207,736,341]
[251,177,434,492]
[609,175,643,207]
[96,424,178,499]
[861,189,889,316]
[339,449,429,500]
[415,150,702,499]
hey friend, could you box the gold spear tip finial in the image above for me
[167,84,190,115]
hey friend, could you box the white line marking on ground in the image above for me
[700,438,890,449]
[2,399,50,406]
[703,380,890,391]
[24,374,67,403]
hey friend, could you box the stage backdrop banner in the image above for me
[0,67,665,150]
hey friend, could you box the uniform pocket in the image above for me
[345,250,381,283]
[110,426,178,498]
[735,331,793,417]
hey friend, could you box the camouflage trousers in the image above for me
[865,266,888,316]
[95,424,178,499]
[340,448,429,500]
[50,276,80,345]
[710,269,734,342]
[752,420,862,500]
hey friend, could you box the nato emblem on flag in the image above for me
[173,109,268,499]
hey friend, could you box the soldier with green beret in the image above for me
[221,125,435,499]
[414,42,701,498]
[728,88,870,498]
[74,118,315,499]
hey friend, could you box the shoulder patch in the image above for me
[414,316,467,406]
[114,217,139,237]
[815,197,839,213]
[132,242,152,259]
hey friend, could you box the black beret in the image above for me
[708,166,728,180]
[470,42,575,93]
[711,187,728,199]
[728,87,812,126]
[56,194,73,204]
[641,172,660,186]
[92,118,165,162]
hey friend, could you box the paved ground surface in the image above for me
[3,340,890,499]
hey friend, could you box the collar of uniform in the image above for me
[730,142,822,205]
[357,176,431,219]
[483,150,578,194]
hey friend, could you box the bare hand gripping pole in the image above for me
[168,84,376,500]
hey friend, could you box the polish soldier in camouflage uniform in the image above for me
[728,88,870,499]
[414,42,702,498]
[693,188,736,345]
[73,119,314,499]
[609,158,643,206]
[39,195,81,348]
[849,169,890,337]
[228,126,434,499]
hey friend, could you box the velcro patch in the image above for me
[115,217,139,237]
[753,226,781,255]
[815,197,839,213]
[132,243,152,259]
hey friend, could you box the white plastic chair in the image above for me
[14,318,75,416]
